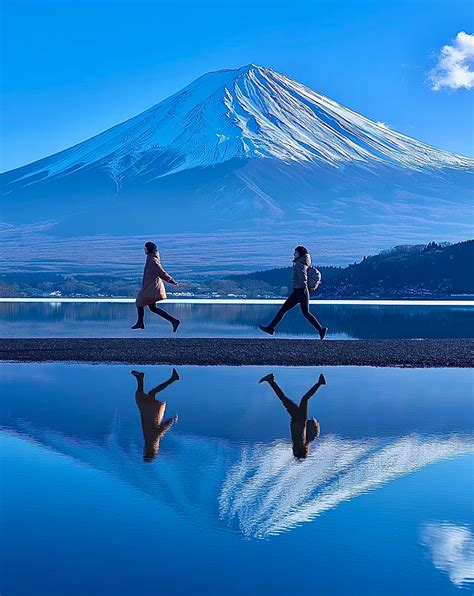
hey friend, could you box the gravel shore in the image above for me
[0,338,472,367]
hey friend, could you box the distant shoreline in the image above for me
[1,298,473,306]
[1,338,472,368]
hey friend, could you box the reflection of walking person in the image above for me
[259,246,328,339]
[259,372,326,459]
[132,241,181,332]
[131,369,180,462]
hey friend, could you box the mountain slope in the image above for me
[227,240,474,298]
[2,240,472,299]
[1,64,473,275]
[2,64,472,194]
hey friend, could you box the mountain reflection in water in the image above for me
[2,364,473,540]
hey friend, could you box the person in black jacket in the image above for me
[259,246,328,339]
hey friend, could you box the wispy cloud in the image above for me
[420,522,474,587]
[429,31,474,91]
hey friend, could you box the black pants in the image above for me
[136,304,176,324]
[269,288,322,332]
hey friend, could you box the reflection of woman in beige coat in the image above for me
[131,369,179,462]
[132,241,181,331]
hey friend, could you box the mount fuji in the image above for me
[1,64,473,276]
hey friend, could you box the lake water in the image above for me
[1,363,473,595]
[1,301,474,339]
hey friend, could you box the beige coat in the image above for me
[135,252,176,307]
[135,392,177,460]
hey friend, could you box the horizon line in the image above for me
[1,298,473,307]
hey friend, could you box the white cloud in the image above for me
[429,31,474,91]
[420,522,474,587]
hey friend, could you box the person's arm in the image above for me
[153,260,178,285]
[157,415,178,437]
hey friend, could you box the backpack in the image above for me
[307,266,322,291]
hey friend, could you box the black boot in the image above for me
[259,325,275,336]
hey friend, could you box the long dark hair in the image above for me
[294,245,309,261]
[145,241,157,254]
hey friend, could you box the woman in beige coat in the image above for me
[132,241,180,332]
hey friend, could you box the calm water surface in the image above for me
[1,302,473,338]
[1,363,473,595]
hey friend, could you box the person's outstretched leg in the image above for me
[298,373,326,417]
[148,368,180,399]
[298,291,328,340]
[148,304,180,332]
[259,291,298,335]
[132,306,145,330]
[259,373,299,417]
[131,370,145,392]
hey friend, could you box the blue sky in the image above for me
[1,0,473,172]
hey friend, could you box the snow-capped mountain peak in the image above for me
[4,64,472,191]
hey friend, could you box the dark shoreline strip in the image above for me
[0,338,472,367]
